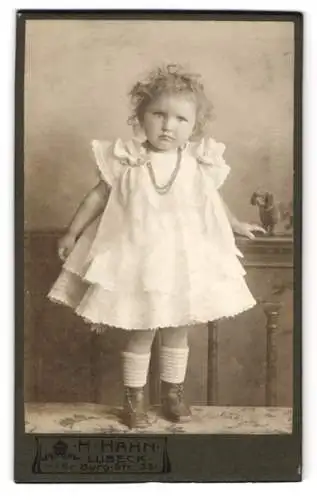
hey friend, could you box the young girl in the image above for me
[48,63,265,429]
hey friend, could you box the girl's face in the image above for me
[142,93,196,151]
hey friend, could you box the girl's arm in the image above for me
[67,180,110,238]
[221,199,266,240]
[58,180,110,261]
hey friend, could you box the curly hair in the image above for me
[128,63,213,141]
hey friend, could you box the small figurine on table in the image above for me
[250,192,293,235]
[250,192,280,235]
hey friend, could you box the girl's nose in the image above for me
[162,116,175,131]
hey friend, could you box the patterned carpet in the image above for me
[25,403,292,434]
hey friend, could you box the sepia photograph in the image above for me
[23,14,296,435]
[17,11,302,482]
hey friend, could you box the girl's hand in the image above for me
[233,221,266,240]
[58,232,77,261]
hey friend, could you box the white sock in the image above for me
[160,346,189,384]
[122,351,151,388]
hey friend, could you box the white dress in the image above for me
[48,136,256,330]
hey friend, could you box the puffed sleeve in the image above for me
[91,139,120,187]
[190,137,231,189]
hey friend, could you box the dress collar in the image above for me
[111,136,226,168]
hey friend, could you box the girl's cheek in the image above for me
[183,122,194,133]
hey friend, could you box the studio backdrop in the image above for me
[24,19,294,407]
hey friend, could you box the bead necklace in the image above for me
[145,147,182,195]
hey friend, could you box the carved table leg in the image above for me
[207,321,219,405]
[263,302,282,407]
[90,332,101,403]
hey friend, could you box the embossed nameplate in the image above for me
[32,436,170,474]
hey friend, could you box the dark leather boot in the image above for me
[122,386,150,429]
[161,381,192,423]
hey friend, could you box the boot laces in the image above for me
[176,384,184,399]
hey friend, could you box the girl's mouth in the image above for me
[159,135,175,142]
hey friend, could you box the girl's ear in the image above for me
[133,123,146,141]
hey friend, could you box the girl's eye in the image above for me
[177,116,188,122]
[152,111,164,117]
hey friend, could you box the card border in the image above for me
[15,9,303,483]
